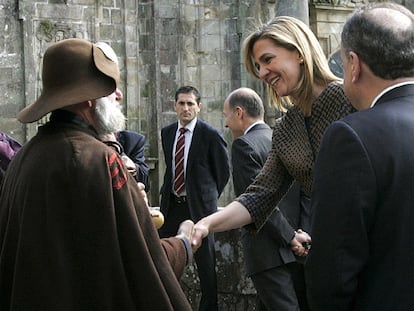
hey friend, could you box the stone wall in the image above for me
[0,0,24,142]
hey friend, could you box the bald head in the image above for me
[223,87,265,138]
[341,2,414,80]
[226,87,265,119]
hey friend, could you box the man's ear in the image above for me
[235,106,243,118]
[198,102,203,111]
[349,51,361,83]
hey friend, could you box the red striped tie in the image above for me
[174,127,187,195]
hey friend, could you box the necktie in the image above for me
[174,127,187,195]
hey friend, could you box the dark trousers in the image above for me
[290,262,310,311]
[252,262,309,311]
[159,196,218,311]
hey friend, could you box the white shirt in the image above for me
[371,81,414,107]
[244,120,265,135]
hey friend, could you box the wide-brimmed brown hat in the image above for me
[18,38,120,123]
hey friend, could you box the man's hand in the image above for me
[121,154,137,177]
[176,220,195,241]
[136,182,148,207]
[176,220,197,262]
[291,229,311,256]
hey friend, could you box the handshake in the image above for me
[189,214,312,257]
[150,207,311,258]
[148,208,199,257]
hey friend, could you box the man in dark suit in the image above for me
[306,3,414,310]
[224,87,305,311]
[159,85,230,311]
[117,130,150,191]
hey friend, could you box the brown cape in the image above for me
[0,115,192,310]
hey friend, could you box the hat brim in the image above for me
[18,39,119,124]
[18,77,115,123]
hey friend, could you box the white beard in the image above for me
[94,97,126,135]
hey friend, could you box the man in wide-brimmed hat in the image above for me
[0,38,194,311]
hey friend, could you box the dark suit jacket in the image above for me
[306,84,414,311]
[160,119,230,221]
[233,123,300,276]
[117,130,150,191]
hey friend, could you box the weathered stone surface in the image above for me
[181,229,258,310]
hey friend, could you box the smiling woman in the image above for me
[243,16,341,114]
[192,15,356,311]
[251,38,304,100]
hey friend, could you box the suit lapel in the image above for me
[247,123,267,133]
[186,120,201,171]
[165,124,178,165]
